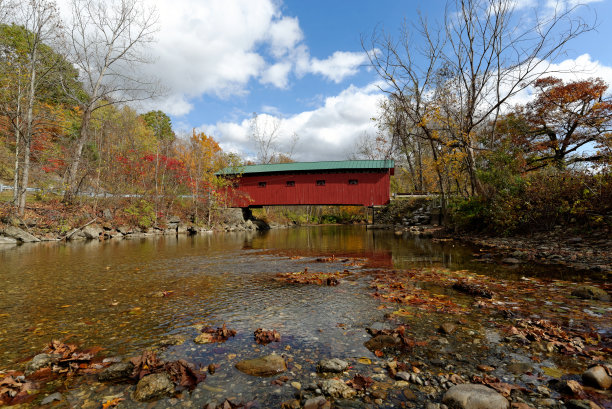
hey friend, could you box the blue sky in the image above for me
[125,0,612,161]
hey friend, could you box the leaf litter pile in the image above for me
[275,267,351,286]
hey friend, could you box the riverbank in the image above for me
[0,201,283,246]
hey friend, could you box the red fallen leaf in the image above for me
[374,350,384,357]
[130,350,164,380]
[43,340,78,358]
[347,374,374,391]
[205,399,256,409]
[254,328,281,345]
[270,375,290,386]
[164,359,206,390]
[199,324,237,343]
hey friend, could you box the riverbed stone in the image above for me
[40,392,63,405]
[317,358,349,373]
[442,384,509,409]
[582,365,612,390]
[25,353,60,375]
[571,286,610,301]
[98,362,134,381]
[566,400,604,409]
[235,354,287,377]
[320,379,357,399]
[365,334,401,350]
[440,322,457,335]
[2,226,40,242]
[303,396,330,409]
[132,373,174,401]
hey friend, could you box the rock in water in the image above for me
[132,373,174,401]
[582,365,612,390]
[442,384,509,409]
[235,354,287,377]
[98,362,134,381]
[2,226,40,243]
[320,379,357,399]
[25,353,59,375]
[571,286,610,301]
[317,358,349,373]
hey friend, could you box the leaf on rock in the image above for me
[347,374,374,391]
[254,328,281,345]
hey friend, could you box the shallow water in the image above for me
[0,226,608,408]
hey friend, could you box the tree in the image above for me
[141,110,175,216]
[0,0,62,215]
[62,0,159,203]
[249,113,299,164]
[176,130,226,225]
[365,0,593,202]
[501,77,612,170]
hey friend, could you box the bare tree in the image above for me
[0,0,62,215]
[365,0,593,200]
[249,113,281,164]
[62,0,159,202]
[249,113,300,164]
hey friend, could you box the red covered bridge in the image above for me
[218,160,395,208]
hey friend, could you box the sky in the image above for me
[63,0,612,162]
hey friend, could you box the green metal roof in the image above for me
[217,160,395,175]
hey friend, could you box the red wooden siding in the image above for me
[226,170,392,207]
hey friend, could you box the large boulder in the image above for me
[442,384,509,409]
[132,373,174,401]
[571,286,610,301]
[2,226,40,243]
[235,354,287,377]
[81,225,103,239]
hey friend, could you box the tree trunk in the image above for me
[64,107,91,202]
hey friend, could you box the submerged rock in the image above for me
[98,362,134,381]
[25,353,59,375]
[442,384,509,409]
[364,334,401,350]
[582,365,612,390]
[571,286,610,301]
[303,396,331,409]
[132,373,174,401]
[317,358,349,373]
[235,354,287,377]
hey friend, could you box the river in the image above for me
[0,226,609,408]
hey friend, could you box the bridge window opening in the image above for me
[286,181,295,187]
[258,182,267,188]
[349,179,358,185]
[316,180,326,186]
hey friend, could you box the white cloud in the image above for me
[267,16,303,58]
[260,61,293,89]
[55,0,367,116]
[307,51,369,83]
[202,82,385,161]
